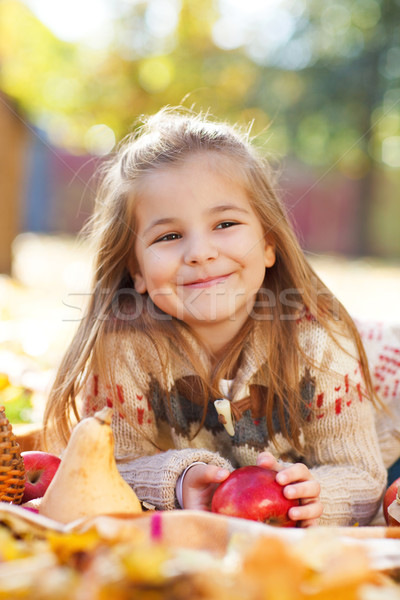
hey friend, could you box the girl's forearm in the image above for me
[117,448,232,510]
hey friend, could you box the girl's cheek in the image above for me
[145,258,168,280]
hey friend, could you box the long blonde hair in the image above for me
[43,107,377,451]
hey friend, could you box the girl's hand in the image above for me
[181,464,230,511]
[257,451,323,527]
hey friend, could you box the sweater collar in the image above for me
[170,322,268,396]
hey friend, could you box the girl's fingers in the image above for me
[273,463,322,528]
[182,465,230,510]
[185,464,230,489]
[202,465,230,484]
[283,480,321,501]
[288,500,323,523]
[256,452,283,471]
[276,462,312,485]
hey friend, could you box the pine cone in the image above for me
[0,406,25,504]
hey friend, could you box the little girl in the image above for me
[44,107,387,527]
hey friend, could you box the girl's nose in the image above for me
[183,233,218,265]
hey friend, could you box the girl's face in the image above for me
[131,153,275,353]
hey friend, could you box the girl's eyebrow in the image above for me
[143,217,176,237]
[143,204,250,236]
[209,204,250,215]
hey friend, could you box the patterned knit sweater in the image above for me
[82,314,395,527]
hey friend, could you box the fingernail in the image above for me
[217,469,228,480]
[290,508,300,519]
[276,473,286,484]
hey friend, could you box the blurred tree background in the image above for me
[1,0,400,257]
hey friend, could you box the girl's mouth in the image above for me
[182,273,233,289]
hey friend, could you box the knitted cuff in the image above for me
[118,448,233,510]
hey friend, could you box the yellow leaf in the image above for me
[121,543,169,585]
[0,529,26,561]
[47,529,102,564]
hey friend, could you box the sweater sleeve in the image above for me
[81,331,232,510]
[299,321,387,526]
[117,449,232,510]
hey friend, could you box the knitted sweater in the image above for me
[356,320,400,469]
[82,314,389,526]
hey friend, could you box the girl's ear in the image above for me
[133,272,147,294]
[264,243,276,268]
[128,256,147,293]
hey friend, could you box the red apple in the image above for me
[211,466,299,527]
[20,451,61,503]
[384,477,400,526]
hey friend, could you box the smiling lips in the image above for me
[182,273,233,288]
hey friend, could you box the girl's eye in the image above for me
[216,221,238,229]
[154,232,181,243]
